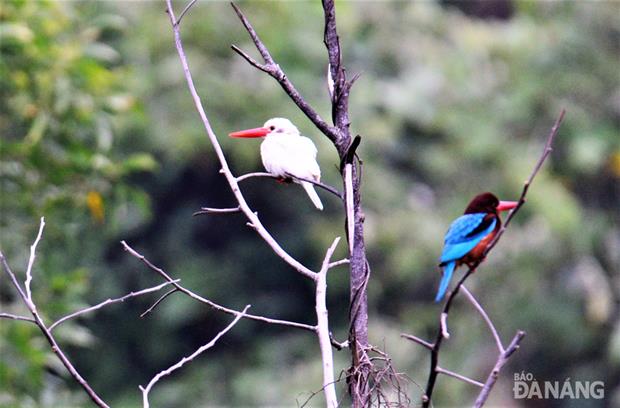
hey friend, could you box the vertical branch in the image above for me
[322,0,351,143]
[316,238,342,408]
[322,1,369,404]
[422,269,473,407]
[344,163,355,253]
[233,2,370,404]
[25,216,45,305]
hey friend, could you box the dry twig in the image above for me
[0,218,110,408]
[139,305,250,408]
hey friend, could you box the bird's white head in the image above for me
[263,118,300,136]
[229,117,300,139]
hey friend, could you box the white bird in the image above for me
[229,118,324,210]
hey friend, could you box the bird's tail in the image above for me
[301,181,323,210]
[435,261,456,302]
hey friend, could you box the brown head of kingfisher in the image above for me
[229,118,323,210]
[435,192,518,302]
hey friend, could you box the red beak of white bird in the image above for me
[229,118,324,210]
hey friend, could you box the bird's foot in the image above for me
[276,176,293,184]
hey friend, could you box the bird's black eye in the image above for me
[269,126,275,131]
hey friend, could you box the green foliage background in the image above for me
[1,1,619,407]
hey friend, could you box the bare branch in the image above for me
[400,333,433,351]
[0,252,29,304]
[462,285,504,353]
[326,63,335,101]
[421,268,473,407]
[193,206,241,216]
[322,0,341,87]
[49,281,179,332]
[121,241,316,332]
[474,331,526,408]
[165,0,317,281]
[230,3,340,145]
[436,366,484,388]
[175,0,197,26]
[235,171,274,183]
[0,312,36,324]
[236,171,343,200]
[482,109,566,257]
[321,0,357,151]
[25,216,45,303]
[230,45,272,75]
[330,332,349,350]
[230,3,273,64]
[285,172,344,200]
[140,305,250,407]
[328,258,349,269]
[440,312,450,339]
[344,163,355,253]
[316,237,341,407]
[1,244,110,408]
[141,288,178,318]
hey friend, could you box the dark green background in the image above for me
[1,1,618,406]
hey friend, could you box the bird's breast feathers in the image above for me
[261,135,320,180]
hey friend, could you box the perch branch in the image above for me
[49,281,178,332]
[140,305,250,408]
[236,171,343,199]
[122,241,315,332]
[165,0,317,281]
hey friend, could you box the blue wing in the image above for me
[440,213,496,264]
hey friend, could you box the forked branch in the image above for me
[230,3,340,145]
[122,241,316,332]
[139,305,250,408]
[474,331,526,408]
[0,218,110,408]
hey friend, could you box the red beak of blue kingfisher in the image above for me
[496,201,518,212]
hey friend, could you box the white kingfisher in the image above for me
[229,118,324,210]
